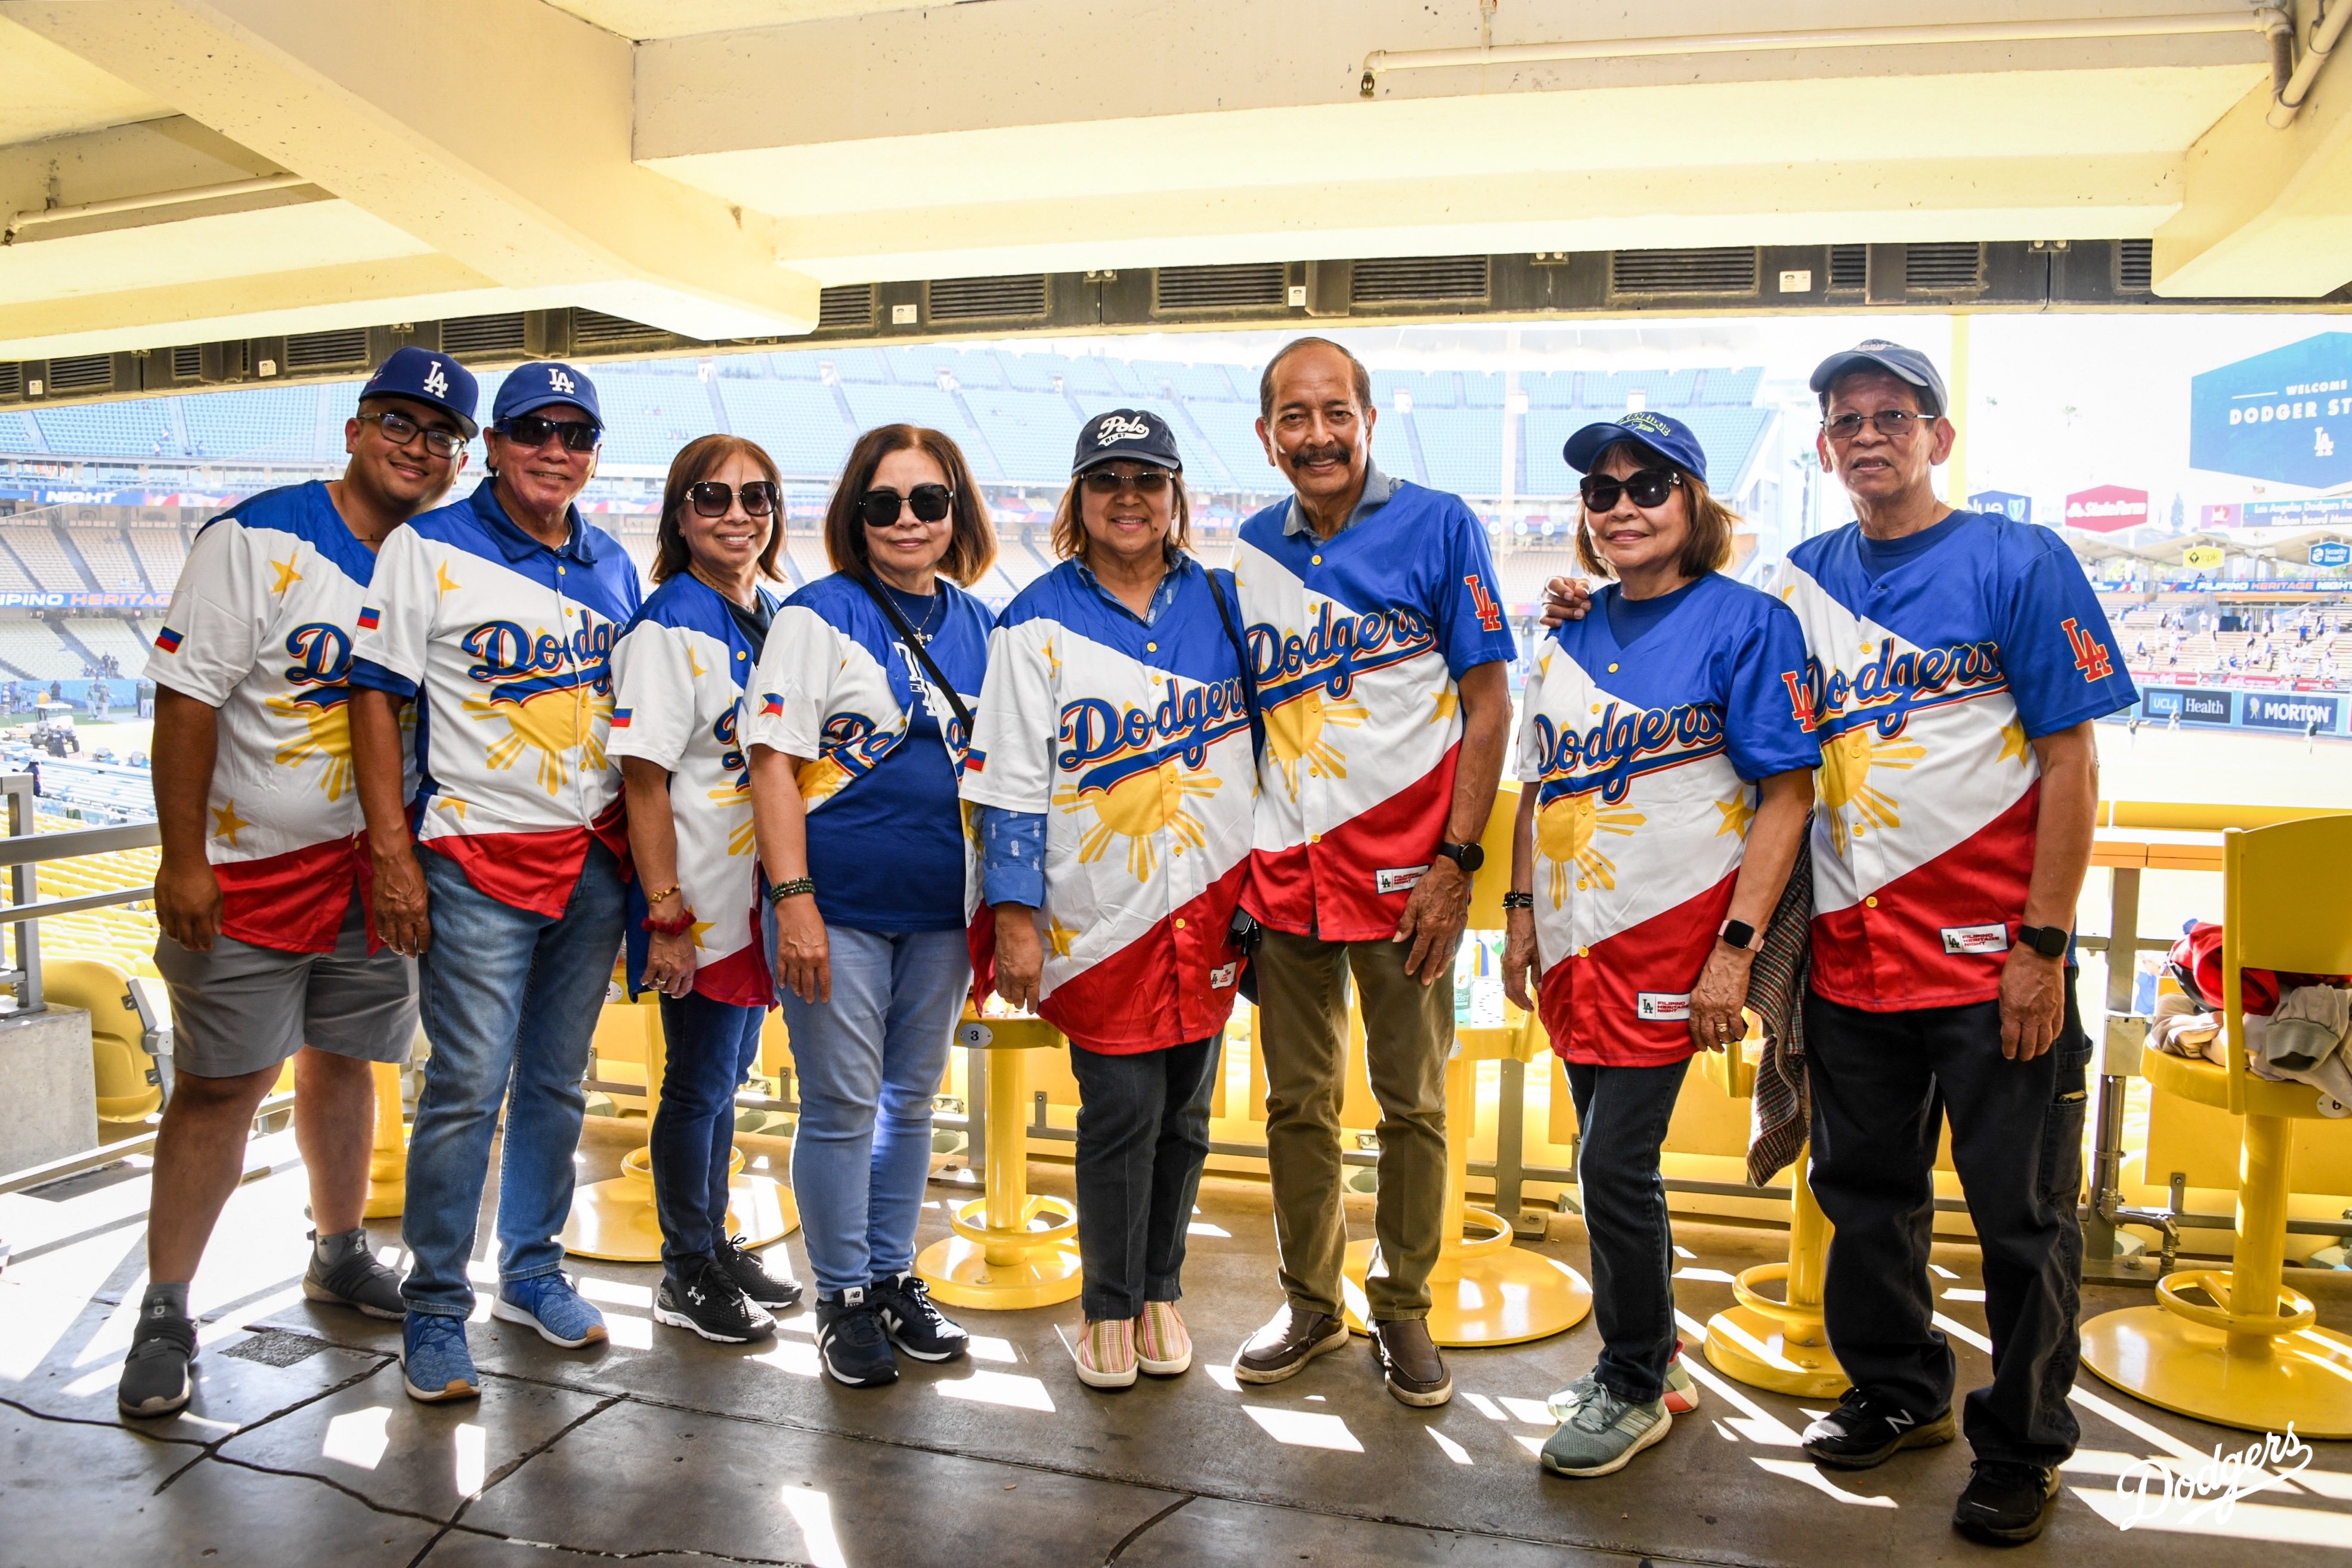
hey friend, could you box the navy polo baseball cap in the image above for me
[1072,408,1183,476]
[1809,339,1948,417]
[493,360,604,429]
[1562,410,1709,484]
[360,347,479,436]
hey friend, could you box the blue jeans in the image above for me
[401,841,625,1318]
[650,989,765,1279]
[1565,1056,1691,1405]
[1068,1036,1220,1322]
[781,925,967,1298]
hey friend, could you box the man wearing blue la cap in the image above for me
[122,348,478,1417]
[348,358,645,1402]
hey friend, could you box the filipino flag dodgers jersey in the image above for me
[347,479,642,915]
[1517,575,1819,1065]
[961,557,1254,1052]
[1775,509,2136,1010]
[1237,476,1519,940]
[607,574,777,1008]
[742,573,991,939]
[146,481,413,951]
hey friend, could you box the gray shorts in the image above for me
[154,897,417,1080]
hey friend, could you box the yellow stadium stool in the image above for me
[44,955,160,1124]
[915,1011,1084,1310]
[363,1054,414,1220]
[2079,814,2352,1438]
[1339,785,1592,1347]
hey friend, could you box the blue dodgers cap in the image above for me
[1562,410,1709,484]
[493,361,604,429]
[1072,407,1183,475]
[1809,339,1949,417]
[360,347,479,435]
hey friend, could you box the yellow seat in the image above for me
[2080,813,2352,1437]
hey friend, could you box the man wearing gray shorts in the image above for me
[124,348,478,1417]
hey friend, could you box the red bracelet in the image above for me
[642,909,697,937]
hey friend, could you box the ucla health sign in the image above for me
[2189,332,2352,488]
[2063,485,2148,532]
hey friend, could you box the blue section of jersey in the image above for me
[1853,510,1964,583]
[976,805,1047,908]
[781,571,992,752]
[1073,555,1186,627]
[1238,478,1518,685]
[1601,577,1701,649]
[625,571,773,690]
[203,480,377,587]
[1540,571,1819,796]
[1787,510,2138,741]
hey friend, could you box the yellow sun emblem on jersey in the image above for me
[708,779,756,855]
[1818,727,1927,857]
[796,754,850,805]
[1056,760,1222,882]
[266,693,355,800]
[1264,689,1369,797]
[1534,790,1645,906]
[463,680,614,795]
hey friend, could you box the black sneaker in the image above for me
[654,1265,776,1344]
[815,1287,898,1387]
[1802,1388,1958,1470]
[117,1310,196,1418]
[870,1270,968,1363]
[1954,1459,2060,1545]
[715,1235,802,1310]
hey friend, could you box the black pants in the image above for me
[1566,1056,1692,1405]
[1803,977,2090,1467]
[1067,1035,1221,1322]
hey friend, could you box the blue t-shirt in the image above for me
[1854,510,1964,583]
[1601,577,1703,649]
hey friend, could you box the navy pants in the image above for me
[1565,1056,1691,1405]
[649,989,766,1279]
[1068,1036,1221,1322]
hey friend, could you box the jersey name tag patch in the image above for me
[1209,963,1237,988]
[1636,992,1691,1021]
[1376,865,1429,895]
[1941,923,2012,956]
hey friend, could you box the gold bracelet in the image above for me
[644,884,682,905]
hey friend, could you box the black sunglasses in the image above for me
[688,479,780,518]
[1823,409,1932,442]
[496,413,601,454]
[857,484,954,528]
[1579,469,1681,512]
[1081,468,1173,496]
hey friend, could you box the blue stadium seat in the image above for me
[720,382,858,480]
[179,386,318,461]
[590,371,717,468]
[996,354,1070,393]
[963,390,1083,487]
[35,405,176,458]
[1697,367,1764,404]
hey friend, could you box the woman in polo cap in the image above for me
[1499,411,1819,1479]
[961,408,1257,1389]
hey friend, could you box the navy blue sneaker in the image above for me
[870,1271,968,1363]
[493,1272,608,1349]
[401,1313,479,1403]
[815,1287,898,1387]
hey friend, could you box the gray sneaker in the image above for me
[117,1310,196,1418]
[1540,1386,1672,1478]
[302,1229,406,1319]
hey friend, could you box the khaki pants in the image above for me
[1255,928,1450,1321]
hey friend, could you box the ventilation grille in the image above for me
[48,355,113,393]
[572,310,666,349]
[818,284,875,329]
[1156,264,1287,312]
[1351,255,1488,303]
[286,328,367,369]
[171,346,202,380]
[0,364,21,399]
[1828,244,1867,290]
[440,312,529,359]
[927,274,1048,321]
[1906,243,1983,292]
[1610,247,1758,296]
[2118,239,2153,292]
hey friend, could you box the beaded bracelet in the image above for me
[1501,891,1536,911]
[768,877,816,903]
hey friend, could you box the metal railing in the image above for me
[0,770,160,1014]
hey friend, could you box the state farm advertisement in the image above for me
[2064,484,2150,533]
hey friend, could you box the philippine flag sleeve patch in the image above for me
[153,627,184,653]
[357,607,380,631]
[609,708,632,730]
[760,692,784,717]
[963,749,986,775]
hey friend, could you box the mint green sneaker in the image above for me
[1547,1355,1699,1421]
[1540,1387,1672,1478]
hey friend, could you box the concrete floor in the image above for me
[1,1118,2347,1568]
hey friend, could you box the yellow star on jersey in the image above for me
[268,557,302,596]
[1046,916,1078,958]
[1997,717,2031,766]
[1715,793,1757,838]
[688,646,707,679]
[1042,637,1062,684]
[211,800,250,846]
[436,562,463,596]
[687,918,716,950]
[432,794,470,821]
[1429,688,1459,724]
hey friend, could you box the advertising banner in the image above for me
[2189,332,2352,489]
[2242,691,2342,732]
[2310,540,2351,568]
[0,591,171,610]
[2139,687,2235,724]
[2182,545,2226,569]
[1969,489,2032,525]
[2064,485,2150,532]
[2201,503,2240,528]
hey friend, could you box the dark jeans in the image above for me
[1803,976,2089,1467]
[1566,1056,1691,1405]
[1068,1036,1221,1322]
[649,990,766,1279]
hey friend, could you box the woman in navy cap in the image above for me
[961,409,1255,1389]
[1499,411,1818,1478]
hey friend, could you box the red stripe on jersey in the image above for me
[1537,867,1734,1068]
[692,925,776,1009]
[215,835,364,953]
[423,802,629,919]
[1808,781,2039,1013]
[1243,740,1459,943]
[1041,860,1249,1054]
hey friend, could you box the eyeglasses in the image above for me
[495,414,601,454]
[857,484,954,528]
[357,409,466,459]
[686,479,780,518]
[1081,468,1173,497]
[1823,409,1934,442]
[1579,469,1681,512]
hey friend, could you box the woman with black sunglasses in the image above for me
[1500,411,1817,1482]
[609,435,803,1345]
[745,423,996,1388]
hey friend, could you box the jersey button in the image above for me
[1852,824,1865,837]
[737,650,746,661]
[1174,918,1186,930]
[1146,642,1158,652]
[1864,895,1878,908]
[1308,832,1322,844]
[1576,946,1589,958]
[1607,662,1619,673]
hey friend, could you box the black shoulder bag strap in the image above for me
[1202,565,1264,761]
[852,572,974,736]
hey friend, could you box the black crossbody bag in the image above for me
[1201,563,1268,1000]
[852,572,973,735]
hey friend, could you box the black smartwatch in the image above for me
[1434,840,1484,875]
[1718,918,1761,953]
[2016,924,2069,959]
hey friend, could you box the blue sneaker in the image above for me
[491,1272,608,1349]
[401,1313,479,1403]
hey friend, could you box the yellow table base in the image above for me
[1703,1148,1848,1398]
[2081,1293,2352,1440]
[363,1059,408,1220]
[561,1145,799,1263]
[915,1017,1084,1310]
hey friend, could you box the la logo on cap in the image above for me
[423,363,448,398]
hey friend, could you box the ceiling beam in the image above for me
[2156,49,2352,297]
